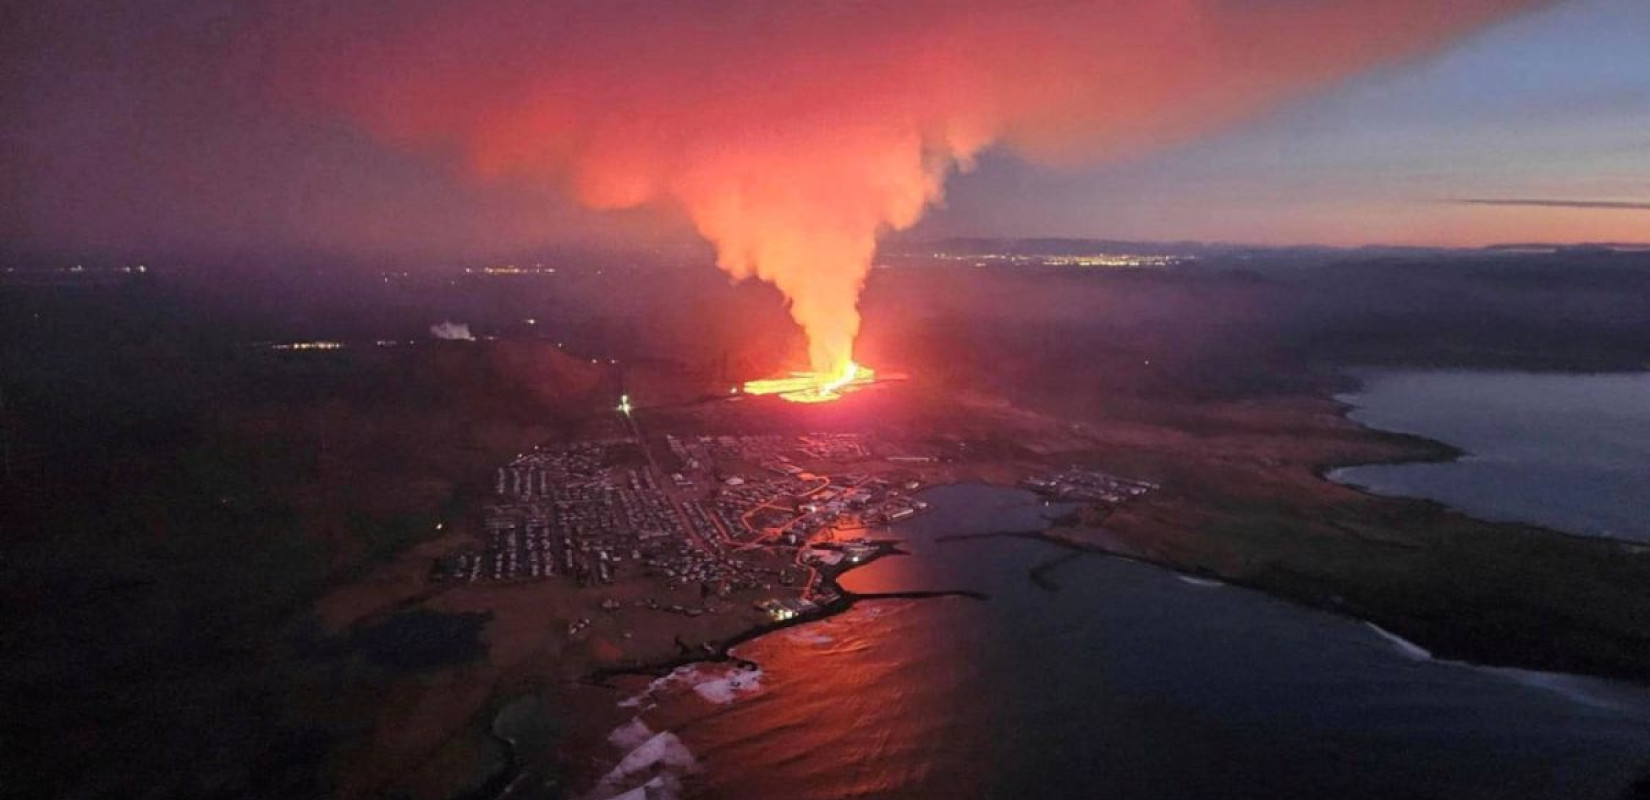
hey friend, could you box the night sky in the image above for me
[4,0,1645,260]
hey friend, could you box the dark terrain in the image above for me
[3,243,1648,798]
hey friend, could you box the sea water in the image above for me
[1331,370,1650,542]
[601,484,1650,800]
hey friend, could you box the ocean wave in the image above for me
[1477,667,1642,714]
[608,718,655,750]
[589,732,697,800]
[1364,622,1433,661]
[784,626,836,646]
[684,663,764,704]
[1362,623,1647,714]
[620,662,765,711]
[618,672,677,709]
[593,772,683,800]
[1175,574,1225,589]
[855,603,889,619]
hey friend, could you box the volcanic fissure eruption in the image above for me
[281,0,1549,401]
[743,362,876,404]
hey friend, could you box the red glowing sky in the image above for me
[4,0,1644,263]
[274,0,1589,372]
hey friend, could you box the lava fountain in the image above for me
[744,361,875,404]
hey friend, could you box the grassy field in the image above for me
[1046,392,1650,681]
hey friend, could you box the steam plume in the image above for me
[429,321,475,341]
[279,0,1548,374]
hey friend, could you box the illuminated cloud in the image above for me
[282,0,1548,370]
[1455,198,1650,211]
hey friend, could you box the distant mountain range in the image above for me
[893,237,1650,258]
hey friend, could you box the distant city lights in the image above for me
[462,264,559,276]
[269,341,345,351]
[926,252,1194,269]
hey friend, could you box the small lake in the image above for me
[1331,370,1650,543]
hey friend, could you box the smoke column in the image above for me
[278,0,1548,375]
[429,321,476,341]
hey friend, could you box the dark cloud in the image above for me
[1455,198,1650,211]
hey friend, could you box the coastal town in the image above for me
[434,417,1162,638]
[434,432,937,626]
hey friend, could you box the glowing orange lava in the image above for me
[744,361,875,404]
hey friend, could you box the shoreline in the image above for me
[939,502,1650,691]
[562,463,1650,800]
[584,538,986,685]
[364,377,1650,799]
[1322,372,1650,551]
[552,416,1650,797]
[496,534,989,800]
[1037,375,1650,683]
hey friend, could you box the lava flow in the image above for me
[744,362,875,404]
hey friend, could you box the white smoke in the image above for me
[428,321,475,341]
